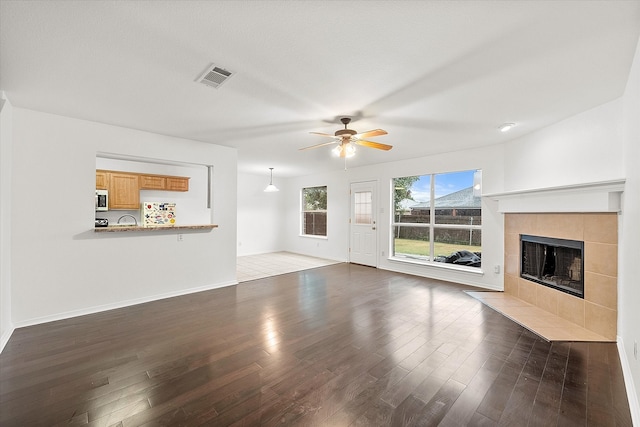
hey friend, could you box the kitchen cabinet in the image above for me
[95,171,108,190]
[166,177,189,192]
[140,174,189,192]
[139,175,166,190]
[96,169,190,211]
[108,172,140,210]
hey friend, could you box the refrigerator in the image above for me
[141,202,176,227]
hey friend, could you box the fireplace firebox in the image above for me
[520,234,584,298]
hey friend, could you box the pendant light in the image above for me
[264,167,279,192]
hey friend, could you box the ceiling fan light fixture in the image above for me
[344,143,356,158]
[332,143,356,158]
[264,167,279,192]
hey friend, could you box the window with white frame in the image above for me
[392,170,482,268]
[302,186,327,236]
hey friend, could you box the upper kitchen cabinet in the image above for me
[108,172,140,210]
[165,177,189,192]
[96,171,108,190]
[139,174,166,190]
[96,169,191,210]
[139,174,189,192]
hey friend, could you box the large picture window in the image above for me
[302,186,327,236]
[392,170,482,268]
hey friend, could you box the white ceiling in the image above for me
[1,1,639,177]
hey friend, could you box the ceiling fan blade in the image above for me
[355,139,393,151]
[310,131,338,138]
[299,140,339,151]
[354,129,388,138]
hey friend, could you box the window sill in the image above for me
[388,256,484,275]
[299,234,328,240]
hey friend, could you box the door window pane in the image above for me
[354,191,372,224]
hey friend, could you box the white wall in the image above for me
[237,172,284,256]
[503,98,624,190]
[0,94,13,351]
[11,108,238,326]
[620,34,640,421]
[284,143,506,290]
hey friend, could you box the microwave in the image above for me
[95,189,108,211]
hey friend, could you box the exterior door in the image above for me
[350,181,377,267]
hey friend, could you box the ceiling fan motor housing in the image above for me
[335,116,356,137]
[335,129,356,137]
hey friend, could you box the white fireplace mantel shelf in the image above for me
[484,179,625,213]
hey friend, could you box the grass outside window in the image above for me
[394,238,481,258]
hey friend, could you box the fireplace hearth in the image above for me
[520,234,584,298]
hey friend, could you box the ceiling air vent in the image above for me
[196,65,234,89]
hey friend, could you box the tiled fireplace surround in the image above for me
[504,212,618,341]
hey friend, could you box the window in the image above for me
[354,190,372,224]
[392,170,482,268]
[302,186,327,236]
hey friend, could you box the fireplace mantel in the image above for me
[485,179,625,213]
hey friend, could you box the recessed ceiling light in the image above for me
[499,123,516,132]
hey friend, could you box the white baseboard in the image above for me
[617,336,640,426]
[0,323,15,354]
[13,280,238,329]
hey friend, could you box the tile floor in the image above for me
[466,291,612,342]
[237,251,341,282]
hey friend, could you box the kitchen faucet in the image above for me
[117,214,138,226]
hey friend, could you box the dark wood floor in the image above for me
[0,264,632,426]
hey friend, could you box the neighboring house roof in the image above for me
[411,186,481,210]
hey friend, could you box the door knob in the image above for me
[372,227,376,230]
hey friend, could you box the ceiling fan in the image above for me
[300,117,392,158]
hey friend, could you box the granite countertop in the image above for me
[94,224,218,232]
